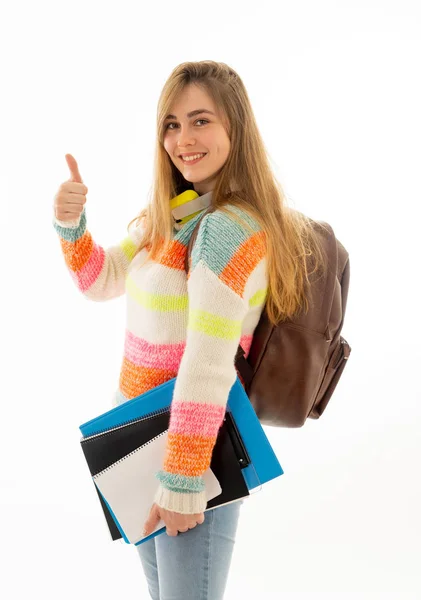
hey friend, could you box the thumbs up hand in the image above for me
[54,154,88,223]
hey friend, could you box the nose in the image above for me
[176,126,196,149]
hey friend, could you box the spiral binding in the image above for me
[92,428,168,480]
[80,405,170,443]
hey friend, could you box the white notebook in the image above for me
[93,430,223,544]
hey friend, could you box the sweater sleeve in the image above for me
[53,207,146,301]
[153,207,267,514]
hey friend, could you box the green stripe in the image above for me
[249,288,268,307]
[120,236,137,262]
[189,309,242,340]
[126,275,188,311]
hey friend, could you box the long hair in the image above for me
[127,60,328,326]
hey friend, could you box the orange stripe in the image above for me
[158,239,187,270]
[162,431,215,477]
[119,357,177,399]
[221,230,267,295]
[60,231,94,272]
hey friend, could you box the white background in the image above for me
[1,1,420,598]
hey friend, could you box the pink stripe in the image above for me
[70,243,105,293]
[240,334,253,358]
[124,330,186,370]
[169,401,226,437]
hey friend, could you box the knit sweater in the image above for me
[53,195,268,514]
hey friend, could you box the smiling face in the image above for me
[163,84,231,196]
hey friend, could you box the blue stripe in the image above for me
[155,469,206,493]
[53,208,87,242]
[190,206,261,275]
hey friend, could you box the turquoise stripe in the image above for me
[189,207,261,276]
[174,209,209,244]
[155,470,206,493]
[53,208,87,242]
[224,204,261,231]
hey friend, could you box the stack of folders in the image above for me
[79,376,284,547]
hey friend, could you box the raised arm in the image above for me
[53,154,147,301]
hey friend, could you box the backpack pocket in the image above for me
[310,336,351,419]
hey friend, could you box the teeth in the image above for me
[182,153,206,162]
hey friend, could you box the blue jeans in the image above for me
[136,499,244,600]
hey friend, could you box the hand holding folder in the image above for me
[143,502,205,538]
[91,427,224,543]
[79,376,284,546]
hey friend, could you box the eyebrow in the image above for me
[164,108,216,121]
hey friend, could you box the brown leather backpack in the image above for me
[184,207,351,428]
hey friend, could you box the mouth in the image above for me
[179,153,207,166]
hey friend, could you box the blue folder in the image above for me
[79,376,284,545]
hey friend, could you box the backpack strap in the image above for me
[312,221,338,341]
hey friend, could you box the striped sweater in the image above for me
[53,195,268,514]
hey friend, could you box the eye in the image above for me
[165,119,209,131]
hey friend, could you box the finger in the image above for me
[60,183,88,196]
[55,201,84,214]
[54,201,84,217]
[143,504,160,537]
[55,210,83,222]
[143,508,157,536]
[189,513,204,526]
[65,153,83,184]
[166,528,178,537]
[55,201,83,212]
[62,192,87,204]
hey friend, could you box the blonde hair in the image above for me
[128,60,328,326]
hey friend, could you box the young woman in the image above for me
[53,60,325,600]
